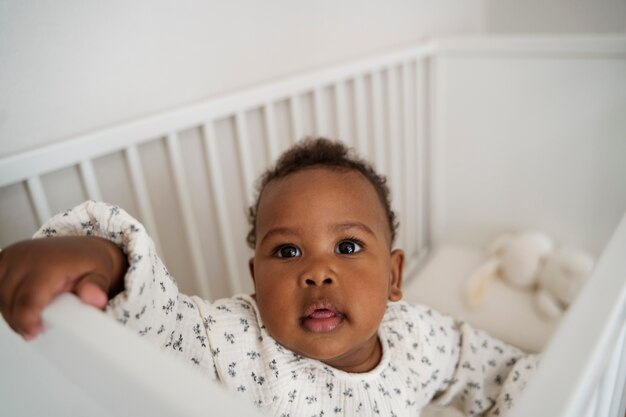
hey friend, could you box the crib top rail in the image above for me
[509,212,626,417]
[34,293,261,417]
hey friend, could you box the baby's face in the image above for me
[249,167,404,373]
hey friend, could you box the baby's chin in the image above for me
[272,329,383,373]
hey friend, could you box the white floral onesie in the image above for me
[34,201,538,417]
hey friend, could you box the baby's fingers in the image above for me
[73,273,109,310]
[9,273,70,340]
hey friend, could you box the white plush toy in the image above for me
[464,231,595,320]
[534,247,595,319]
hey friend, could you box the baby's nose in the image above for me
[299,254,337,287]
[305,276,334,286]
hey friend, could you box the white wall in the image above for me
[484,0,626,33]
[439,50,626,254]
[0,0,485,158]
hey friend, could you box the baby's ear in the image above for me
[248,257,256,284]
[388,249,404,301]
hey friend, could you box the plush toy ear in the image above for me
[524,231,554,257]
[464,257,500,309]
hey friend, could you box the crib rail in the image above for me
[509,213,626,417]
[32,294,259,417]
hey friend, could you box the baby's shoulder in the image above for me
[385,300,451,322]
[383,301,457,339]
[209,294,257,316]
[192,294,262,334]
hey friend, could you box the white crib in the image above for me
[0,35,625,417]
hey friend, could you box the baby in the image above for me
[0,138,536,416]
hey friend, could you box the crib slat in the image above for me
[313,87,328,137]
[386,65,404,250]
[415,59,427,253]
[334,81,350,143]
[78,160,102,202]
[234,111,255,205]
[353,75,369,156]
[289,94,303,143]
[25,176,52,226]
[202,122,242,295]
[371,70,385,173]
[428,56,447,247]
[402,61,415,256]
[124,145,164,256]
[165,132,212,299]
[263,102,280,162]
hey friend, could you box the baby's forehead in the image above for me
[257,167,391,237]
[264,167,378,200]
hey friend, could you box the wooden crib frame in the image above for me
[1,35,625,416]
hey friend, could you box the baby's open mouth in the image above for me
[301,301,345,333]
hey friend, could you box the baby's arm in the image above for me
[433,319,538,416]
[0,201,218,378]
[0,235,127,339]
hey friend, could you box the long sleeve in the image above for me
[33,200,219,379]
[382,302,537,416]
[416,306,538,416]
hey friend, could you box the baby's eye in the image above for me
[336,240,363,255]
[275,245,301,258]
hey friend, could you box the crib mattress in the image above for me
[403,244,558,353]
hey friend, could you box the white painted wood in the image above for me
[607,322,626,417]
[289,94,304,143]
[618,385,626,417]
[165,133,212,299]
[414,59,427,252]
[25,176,52,226]
[428,56,446,247]
[35,294,260,417]
[313,86,328,137]
[402,248,432,287]
[386,65,404,250]
[334,81,349,143]
[371,70,385,173]
[202,122,242,295]
[263,102,280,162]
[78,160,102,202]
[353,75,369,156]
[584,389,599,417]
[402,61,415,257]
[508,213,626,417]
[124,145,163,256]
[0,43,436,188]
[234,111,255,205]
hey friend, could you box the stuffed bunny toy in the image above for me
[534,247,595,319]
[465,231,594,320]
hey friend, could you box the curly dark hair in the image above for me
[246,137,399,248]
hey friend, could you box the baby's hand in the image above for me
[0,236,128,340]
